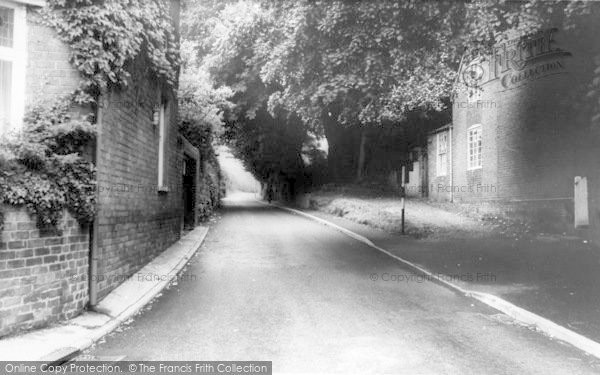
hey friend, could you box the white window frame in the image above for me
[157,101,168,191]
[467,124,482,170]
[0,0,26,136]
[436,132,448,177]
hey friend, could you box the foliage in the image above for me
[181,0,235,62]
[178,43,233,148]
[178,43,230,217]
[196,152,223,221]
[43,0,180,102]
[188,1,312,190]
[1,0,182,228]
[196,0,600,126]
[259,1,466,127]
[0,99,96,228]
[189,0,600,187]
[223,108,308,186]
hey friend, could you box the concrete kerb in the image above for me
[0,226,210,363]
[268,201,600,360]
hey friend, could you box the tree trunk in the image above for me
[356,129,367,181]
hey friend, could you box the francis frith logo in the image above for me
[461,28,572,91]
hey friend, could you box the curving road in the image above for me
[79,195,599,374]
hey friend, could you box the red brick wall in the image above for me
[95,55,183,300]
[0,206,89,338]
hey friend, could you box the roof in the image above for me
[13,0,46,6]
[428,123,453,136]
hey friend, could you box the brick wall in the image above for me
[22,5,184,304]
[590,173,600,245]
[451,92,500,203]
[404,148,426,198]
[25,10,83,106]
[95,55,183,300]
[427,129,451,202]
[0,7,90,339]
[404,160,422,198]
[0,206,89,338]
[0,3,184,336]
[442,24,600,235]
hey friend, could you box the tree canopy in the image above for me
[182,0,600,191]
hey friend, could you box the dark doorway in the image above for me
[182,154,197,230]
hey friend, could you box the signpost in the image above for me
[401,166,406,235]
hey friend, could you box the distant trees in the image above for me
[256,1,465,182]
[178,40,231,216]
[193,1,310,197]
[181,0,600,194]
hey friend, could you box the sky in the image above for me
[217,146,261,195]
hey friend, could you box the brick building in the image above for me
[424,22,600,241]
[93,47,184,302]
[0,0,190,337]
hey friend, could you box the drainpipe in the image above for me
[89,98,103,307]
[89,220,98,307]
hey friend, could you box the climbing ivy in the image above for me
[0,98,97,228]
[0,1,180,229]
[42,0,180,102]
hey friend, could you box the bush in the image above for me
[0,99,96,228]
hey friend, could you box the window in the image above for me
[467,125,482,170]
[436,132,448,177]
[157,100,168,190]
[0,1,25,136]
[0,6,15,47]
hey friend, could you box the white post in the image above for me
[574,176,589,228]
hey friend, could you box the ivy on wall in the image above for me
[0,0,180,230]
[43,0,180,102]
[0,99,96,228]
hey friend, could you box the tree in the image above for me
[190,1,315,197]
[255,1,466,181]
[178,37,233,216]
[185,0,600,189]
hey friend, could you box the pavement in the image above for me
[0,226,209,363]
[290,203,600,358]
[77,196,599,374]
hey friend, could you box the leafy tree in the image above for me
[190,1,314,196]
[178,39,232,216]
[255,1,466,180]
[186,0,600,189]
[0,99,96,227]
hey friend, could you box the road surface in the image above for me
[79,195,599,374]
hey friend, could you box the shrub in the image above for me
[0,99,96,228]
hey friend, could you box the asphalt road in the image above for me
[79,195,600,374]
